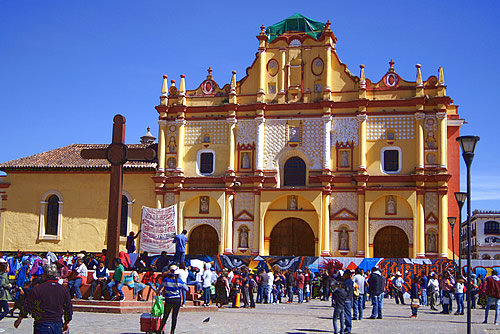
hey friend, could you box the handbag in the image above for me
[411,298,420,308]
[151,295,164,317]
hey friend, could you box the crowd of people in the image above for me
[0,244,499,334]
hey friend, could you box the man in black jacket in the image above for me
[367,266,386,319]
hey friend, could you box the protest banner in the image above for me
[139,205,177,254]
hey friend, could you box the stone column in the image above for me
[279,48,286,94]
[175,193,182,236]
[255,116,265,173]
[321,192,331,256]
[357,190,367,257]
[438,190,449,258]
[416,190,426,258]
[437,111,447,170]
[157,120,167,175]
[324,46,332,99]
[226,116,237,174]
[224,192,234,254]
[415,112,425,172]
[322,113,332,172]
[252,191,261,255]
[176,118,186,173]
[357,114,368,173]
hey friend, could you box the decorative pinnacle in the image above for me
[389,59,395,73]
[207,67,213,79]
[260,24,266,35]
[179,74,186,93]
[438,67,445,86]
[416,64,423,87]
[325,20,331,31]
[161,75,168,94]
[231,71,237,87]
[170,79,176,87]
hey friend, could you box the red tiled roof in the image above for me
[0,144,157,170]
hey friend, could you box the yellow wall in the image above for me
[1,172,155,252]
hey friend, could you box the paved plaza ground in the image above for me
[1,298,498,334]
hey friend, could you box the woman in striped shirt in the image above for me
[156,264,188,334]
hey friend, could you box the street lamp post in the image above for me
[456,135,480,334]
[455,191,467,275]
[448,216,457,275]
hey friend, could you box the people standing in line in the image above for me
[393,272,405,305]
[332,281,347,334]
[483,269,500,325]
[156,264,188,334]
[342,270,354,334]
[419,271,428,306]
[471,273,479,309]
[172,230,188,265]
[410,275,420,318]
[108,258,126,301]
[215,269,230,308]
[367,266,385,319]
[0,260,12,323]
[285,269,295,303]
[304,267,312,302]
[177,263,189,307]
[296,269,305,304]
[454,276,465,315]
[126,230,141,254]
[68,258,88,300]
[427,272,440,311]
[88,261,109,300]
[353,268,365,320]
[321,269,331,301]
[14,264,73,333]
[202,263,213,307]
[266,269,274,304]
[439,271,454,314]
[256,268,267,303]
[240,266,251,308]
[248,273,256,308]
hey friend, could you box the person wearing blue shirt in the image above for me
[156,264,188,334]
[172,230,188,265]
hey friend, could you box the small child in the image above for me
[332,281,347,334]
[442,291,452,314]
[410,275,420,318]
[272,284,279,304]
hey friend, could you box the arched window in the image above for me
[120,195,128,237]
[284,157,306,186]
[484,221,499,235]
[482,254,491,260]
[39,191,63,240]
[46,195,59,235]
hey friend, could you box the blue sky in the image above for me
[1,1,499,212]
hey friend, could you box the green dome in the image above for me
[265,13,325,43]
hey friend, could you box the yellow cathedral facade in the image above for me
[0,14,463,258]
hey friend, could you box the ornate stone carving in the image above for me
[237,120,257,145]
[263,119,287,170]
[164,193,175,207]
[331,220,357,254]
[301,119,323,170]
[331,192,358,216]
[425,192,438,221]
[184,218,221,240]
[366,116,415,141]
[184,121,228,145]
[369,219,413,244]
[234,192,254,218]
[332,117,359,146]
[234,221,252,250]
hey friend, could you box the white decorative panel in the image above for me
[367,116,415,141]
[234,192,254,218]
[164,193,175,207]
[424,116,438,132]
[237,120,257,145]
[331,192,358,216]
[425,192,438,220]
[331,220,358,254]
[184,121,228,145]
[184,218,221,240]
[263,119,287,169]
[332,117,358,146]
[302,119,323,170]
[369,219,413,243]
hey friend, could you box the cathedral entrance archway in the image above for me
[188,224,218,255]
[270,218,315,256]
[373,226,409,258]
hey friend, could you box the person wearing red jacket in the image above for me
[483,270,500,325]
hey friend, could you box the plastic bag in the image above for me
[151,295,164,317]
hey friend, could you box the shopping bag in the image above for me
[151,295,164,317]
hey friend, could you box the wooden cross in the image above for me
[80,115,156,268]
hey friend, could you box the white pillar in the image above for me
[322,114,332,171]
[255,116,265,172]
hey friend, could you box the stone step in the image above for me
[72,300,218,314]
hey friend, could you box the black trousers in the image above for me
[158,297,181,334]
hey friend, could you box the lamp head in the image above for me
[456,135,480,155]
[448,216,457,228]
[454,192,467,208]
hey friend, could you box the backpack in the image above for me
[353,282,360,298]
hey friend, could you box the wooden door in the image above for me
[188,225,219,255]
[373,226,409,258]
[270,218,315,256]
